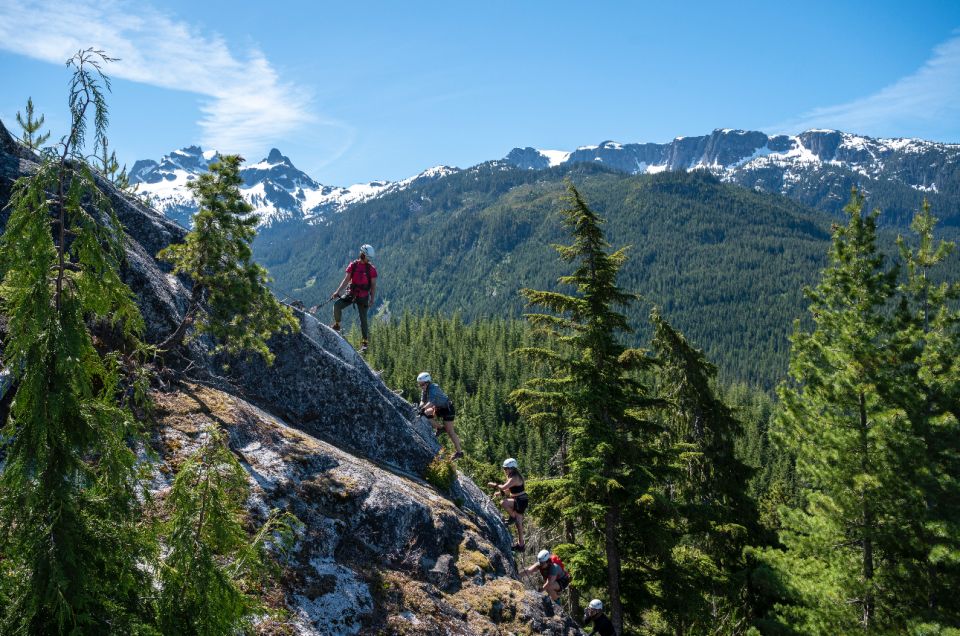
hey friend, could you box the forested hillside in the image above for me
[256,165,959,387]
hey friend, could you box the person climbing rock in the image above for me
[583,599,616,635]
[488,458,528,552]
[524,549,571,605]
[416,372,464,460]
[330,244,377,352]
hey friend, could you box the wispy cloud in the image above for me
[0,0,345,156]
[772,32,960,138]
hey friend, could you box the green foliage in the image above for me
[364,312,555,475]
[0,49,154,634]
[15,96,50,149]
[158,154,298,364]
[424,455,457,492]
[158,426,299,635]
[96,137,136,193]
[650,310,761,633]
[756,192,960,633]
[510,183,670,634]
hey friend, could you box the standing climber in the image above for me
[416,372,464,460]
[523,549,571,605]
[330,244,377,352]
[583,599,616,635]
[488,458,528,552]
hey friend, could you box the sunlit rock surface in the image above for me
[0,119,582,635]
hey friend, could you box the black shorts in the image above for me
[557,575,570,591]
[435,404,455,422]
[512,493,529,515]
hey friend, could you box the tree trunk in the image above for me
[158,283,201,353]
[858,391,874,630]
[559,433,583,620]
[605,504,624,635]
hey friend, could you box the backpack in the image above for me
[347,260,372,294]
[543,554,570,582]
[551,555,570,579]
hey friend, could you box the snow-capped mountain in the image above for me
[130,147,459,229]
[505,129,960,211]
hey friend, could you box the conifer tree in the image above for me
[651,310,758,633]
[157,155,298,363]
[158,427,298,634]
[0,49,153,634]
[15,96,50,149]
[511,183,666,633]
[96,137,136,192]
[759,190,905,634]
[886,201,960,628]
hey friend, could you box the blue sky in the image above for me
[1,0,959,185]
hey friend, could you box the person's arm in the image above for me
[368,272,377,305]
[487,477,512,495]
[332,271,351,298]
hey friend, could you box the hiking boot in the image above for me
[451,451,464,460]
[359,340,368,352]
[511,542,525,552]
[503,517,516,526]
[331,322,341,333]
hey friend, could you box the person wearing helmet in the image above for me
[488,458,528,552]
[416,372,464,460]
[523,549,571,604]
[331,244,378,352]
[583,599,615,635]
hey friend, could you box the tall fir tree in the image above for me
[0,49,154,634]
[157,154,298,363]
[511,183,668,633]
[15,96,50,150]
[650,309,759,634]
[758,190,912,634]
[885,201,960,629]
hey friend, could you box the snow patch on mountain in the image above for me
[506,129,960,198]
[539,150,572,167]
[131,147,462,229]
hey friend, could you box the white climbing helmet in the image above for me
[537,549,551,563]
[416,372,431,384]
[589,599,603,611]
[502,458,518,469]
[360,244,375,258]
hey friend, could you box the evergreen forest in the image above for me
[1,48,958,636]
[257,164,960,389]
[361,183,960,634]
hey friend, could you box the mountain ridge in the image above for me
[130,144,459,229]
[132,127,960,232]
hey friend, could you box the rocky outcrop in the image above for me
[152,384,578,635]
[0,118,582,635]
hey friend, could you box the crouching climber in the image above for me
[583,599,616,635]
[416,372,464,460]
[488,458,528,552]
[524,549,571,605]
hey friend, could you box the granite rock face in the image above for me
[0,119,582,635]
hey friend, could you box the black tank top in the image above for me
[509,480,526,495]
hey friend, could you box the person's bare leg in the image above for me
[444,420,463,453]
[544,581,560,601]
[516,514,525,546]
